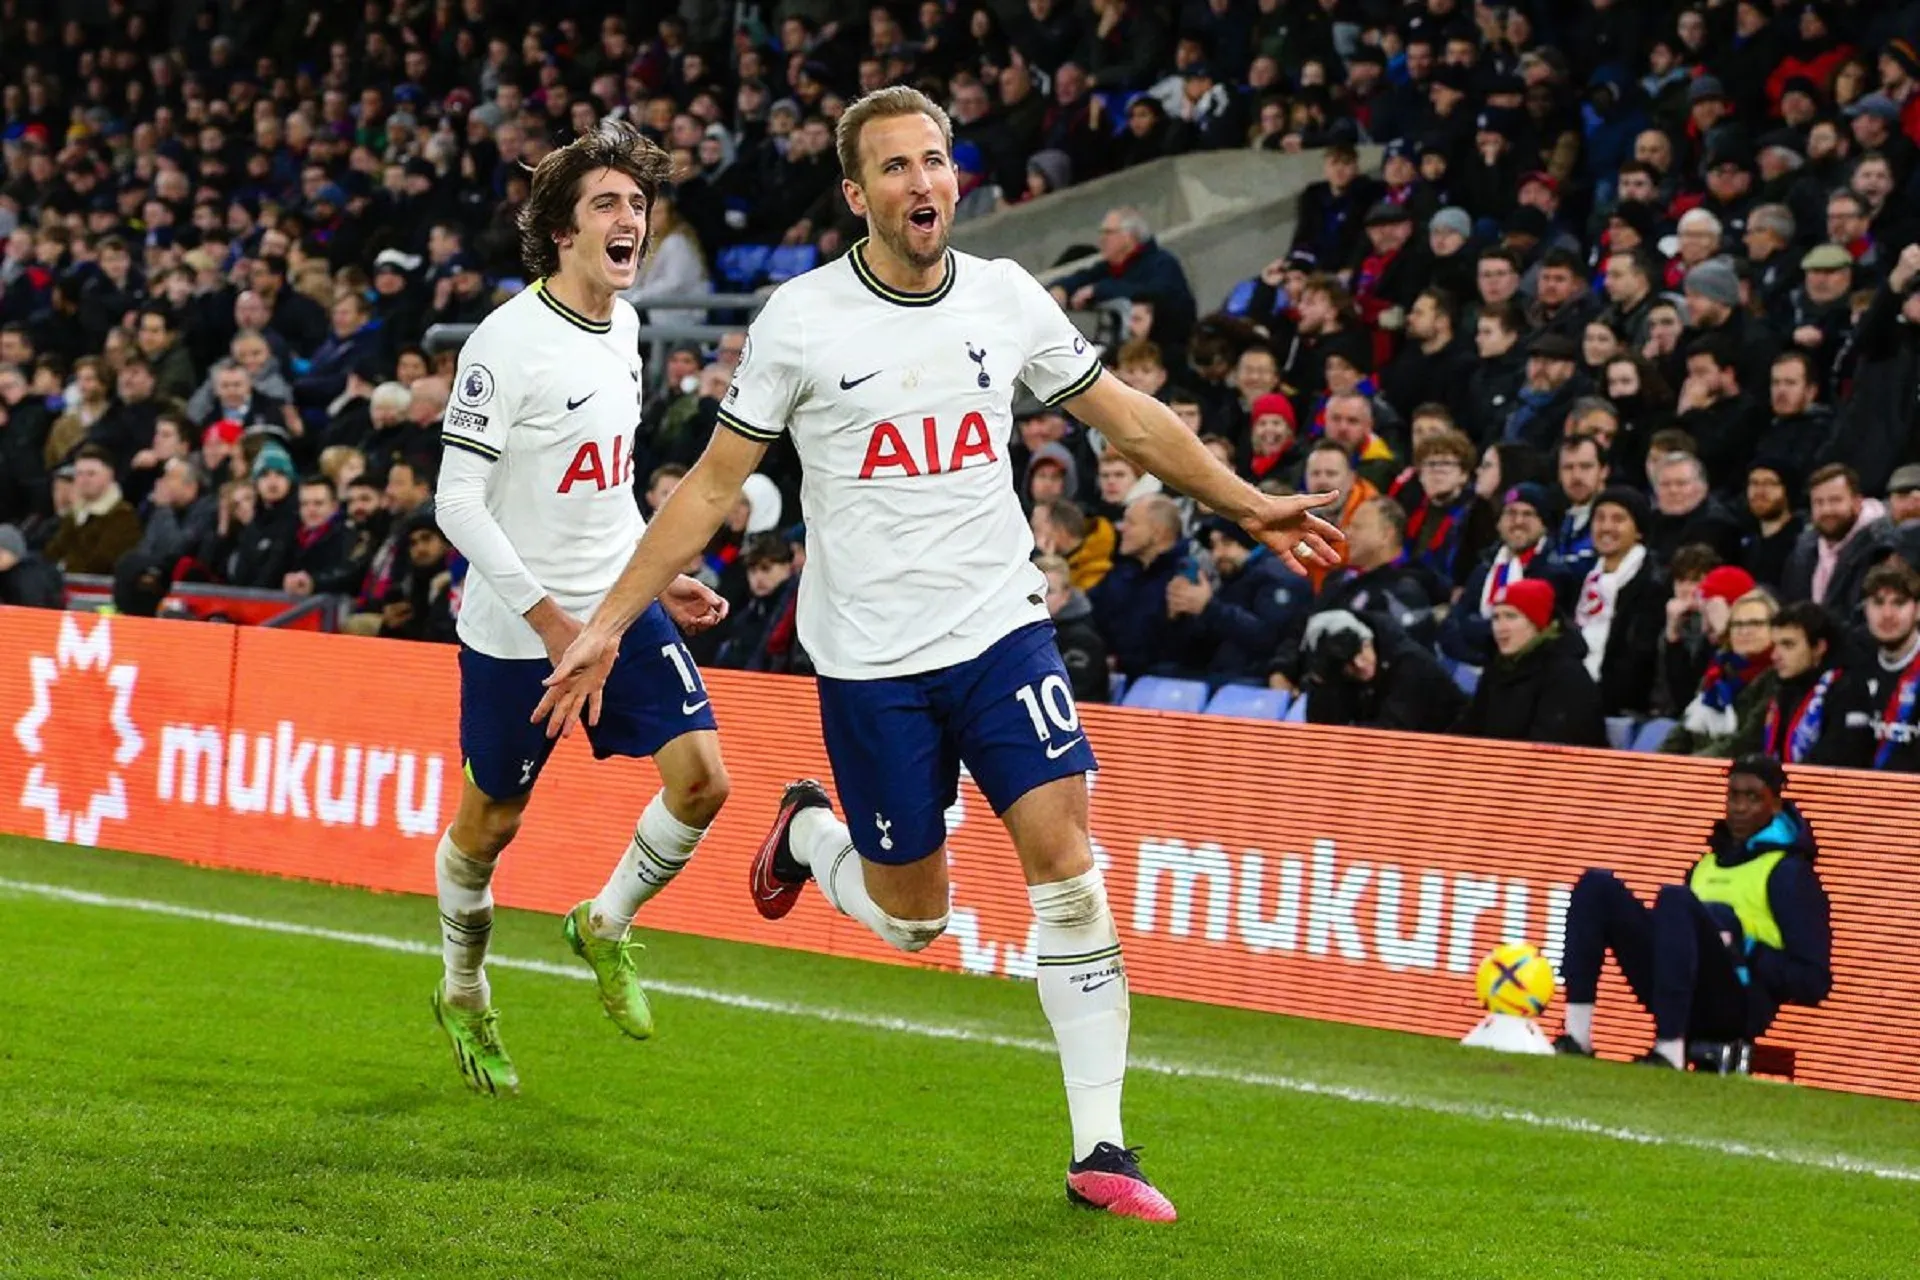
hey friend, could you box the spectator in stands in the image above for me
[1300,609,1466,734]
[1889,465,1920,530]
[1466,300,1528,445]
[45,443,141,576]
[1759,600,1841,765]
[1781,464,1900,619]
[0,523,62,609]
[714,533,798,670]
[1674,335,1764,497]
[1024,443,1079,513]
[292,293,384,436]
[1661,588,1781,758]
[1456,577,1607,747]
[282,475,358,599]
[357,381,435,484]
[189,354,292,443]
[1240,394,1301,486]
[1527,247,1602,343]
[1089,494,1195,678]
[1551,432,1610,582]
[123,411,193,512]
[1401,430,1496,591]
[1504,332,1588,454]
[1555,755,1831,1069]
[1441,481,1563,669]
[1779,244,1857,391]
[1032,498,1115,592]
[1740,458,1804,594]
[1166,516,1310,684]
[1570,486,1666,718]
[1291,495,1446,661]
[1600,249,1659,351]
[1811,561,1920,770]
[134,307,198,403]
[1751,351,1833,493]
[220,443,300,590]
[0,365,51,526]
[1664,560,1754,714]
[1290,143,1380,271]
[1381,287,1473,424]
[113,457,216,616]
[379,510,458,644]
[1040,554,1109,705]
[1826,244,1920,495]
[1050,208,1197,351]
[1649,452,1746,566]
[1322,393,1399,491]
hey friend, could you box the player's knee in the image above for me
[461,806,522,858]
[1653,883,1694,913]
[876,908,950,953]
[669,761,731,827]
[1572,868,1620,901]
[1030,867,1109,929]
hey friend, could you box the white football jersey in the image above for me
[443,281,647,659]
[721,241,1103,679]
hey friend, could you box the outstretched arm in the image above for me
[1060,370,1343,573]
[532,427,769,735]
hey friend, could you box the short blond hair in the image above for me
[835,86,953,183]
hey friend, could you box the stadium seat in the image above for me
[1108,672,1128,704]
[716,244,773,290]
[1630,718,1676,752]
[764,244,819,283]
[1204,685,1290,721]
[1284,693,1307,721]
[1121,675,1209,714]
[1222,278,1258,316]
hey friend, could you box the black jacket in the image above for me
[1455,625,1609,747]
[1691,804,1832,1036]
[0,552,63,608]
[1289,177,1384,271]
[1822,281,1920,494]
[1810,643,1920,772]
[1189,549,1312,681]
[1439,546,1570,668]
[1741,514,1806,591]
[1647,496,1747,567]
[1464,349,1529,446]
[1676,394,1766,497]
[288,516,361,596]
[1089,546,1195,678]
[1304,626,1466,734]
[1272,562,1449,682]
[1379,335,1475,425]
[221,496,299,589]
[1583,559,1669,718]
[1050,588,1110,705]
[1780,516,1902,620]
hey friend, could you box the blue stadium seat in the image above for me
[1121,675,1209,714]
[764,244,818,283]
[1205,685,1290,721]
[1631,718,1676,752]
[1108,672,1128,704]
[716,244,773,290]
[1222,278,1258,316]
[1284,692,1307,722]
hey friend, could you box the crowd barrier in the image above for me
[2,606,1915,1101]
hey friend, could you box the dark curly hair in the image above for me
[516,118,673,280]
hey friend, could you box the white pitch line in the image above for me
[4,875,1916,1184]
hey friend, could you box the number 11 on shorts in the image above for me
[662,643,710,716]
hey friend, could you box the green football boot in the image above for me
[431,986,519,1097]
[562,901,656,1040]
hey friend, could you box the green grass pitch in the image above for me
[1,835,1916,1279]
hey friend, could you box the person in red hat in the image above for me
[1454,576,1608,745]
[1665,556,1757,709]
[1660,585,1780,756]
[1241,391,1299,483]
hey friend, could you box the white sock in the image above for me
[791,807,947,953]
[588,791,706,939]
[435,830,495,1010]
[1563,1002,1594,1051]
[1654,1037,1685,1068]
[1031,869,1129,1161]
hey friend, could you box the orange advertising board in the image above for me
[3,606,1916,1101]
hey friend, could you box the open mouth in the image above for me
[606,235,636,267]
[908,206,938,232]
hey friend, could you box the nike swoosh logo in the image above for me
[1079,977,1119,993]
[838,371,881,390]
[1045,737,1084,760]
[682,699,710,715]
[566,392,598,410]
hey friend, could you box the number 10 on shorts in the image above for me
[1015,674,1080,742]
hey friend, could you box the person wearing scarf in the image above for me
[1438,480,1564,667]
[1401,430,1495,590]
[1242,393,1300,484]
[1809,561,1920,771]
[1573,486,1665,716]
[1662,589,1778,756]
[1453,577,1608,746]
[1762,601,1839,764]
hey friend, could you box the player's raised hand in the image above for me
[662,575,729,634]
[533,624,619,739]
[1241,491,1346,576]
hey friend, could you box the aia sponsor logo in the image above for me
[860,412,997,479]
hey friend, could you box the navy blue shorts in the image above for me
[817,621,1097,865]
[459,602,717,799]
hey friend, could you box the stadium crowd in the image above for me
[6,1,1920,774]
